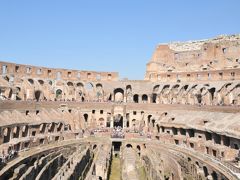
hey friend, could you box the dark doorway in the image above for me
[113,115,123,128]
[133,94,139,103]
[112,141,122,152]
[56,89,62,99]
[3,128,11,143]
[35,90,42,101]
[142,94,148,103]
[152,93,157,103]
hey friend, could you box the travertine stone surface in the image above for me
[0,34,239,180]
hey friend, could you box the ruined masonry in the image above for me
[0,34,240,180]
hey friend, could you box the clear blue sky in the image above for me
[0,1,239,79]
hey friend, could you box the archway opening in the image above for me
[56,89,62,99]
[67,81,74,86]
[148,115,152,124]
[22,125,29,137]
[99,118,105,127]
[133,94,139,103]
[142,94,148,103]
[113,114,123,128]
[112,141,122,152]
[35,90,42,101]
[152,93,157,103]
[211,171,218,180]
[203,166,208,177]
[3,128,11,143]
[13,126,20,138]
[114,88,124,102]
[126,144,132,148]
[208,88,216,100]
[84,114,88,122]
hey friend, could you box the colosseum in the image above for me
[0,34,240,180]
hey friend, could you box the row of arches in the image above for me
[2,75,240,106]
[187,157,220,180]
[151,83,240,105]
[2,122,71,144]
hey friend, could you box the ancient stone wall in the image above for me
[0,35,240,180]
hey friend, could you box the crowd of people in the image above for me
[0,149,18,169]
[111,126,125,138]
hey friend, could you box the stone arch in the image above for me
[93,144,97,149]
[126,85,133,102]
[196,93,202,104]
[85,82,94,91]
[114,88,124,102]
[152,93,158,103]
[148,115,152,124]
[231,84,240,105]
[151,119,156,127]
[156,124,160,133]
[4,75,9,82]
[35,90,43,101]
[48,123,55,133]
[40,124,46,134]
[224,83,232,89]
[84,114,88,122]
[66,124,72,131]
[133,94,139,103]
[13,126,20,138]
[22,125,29,137]
[56,89,63,99]
[114,114,123,127]
[7,88,13,99]
[195,161,200,167]
[3,127,11,143]
[81,96,85,102]
[172,84,180,90]
[159,126,165,133]
[98,118,105,126]
[76,82,84,101]
[203,166,208,177]
[126,144,132,148]
[142,94,148,103]
[67,81,74,86]
[182,84,189,91]
[48,80,53,86]
[57,123,63,132]
[126,85,132,91]
[28,78,34,85]
[126,118,129,128]
[107,94,112,101]
[211,171,218,180]
[38,79,44,85]
[96,83,103,88]
[16,87,22,100]
[76,82,84,87]
[136,145,141,151]
[153,85,160,93]
[172,127,178,135]
[162,84,170,90]
[132,119,136,128]
[179,128,186,135]
[208,87,216,100]
[96,83,104,100]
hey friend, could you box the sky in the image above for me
[0,0,240,80]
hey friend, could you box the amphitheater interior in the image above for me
[0,34,240,180]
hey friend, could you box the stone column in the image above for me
[111,117,114,128]
[148,94,152,103]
